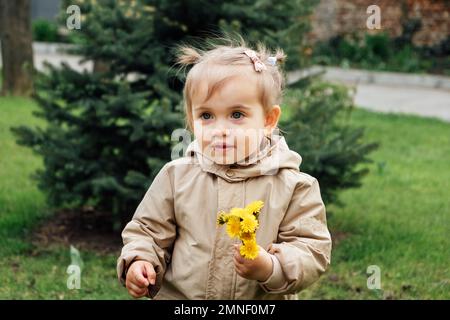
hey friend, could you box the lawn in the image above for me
[0,97,128,299]
[299,110,450,299]
[0,96,448,299]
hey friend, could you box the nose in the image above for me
[211,122,230,137]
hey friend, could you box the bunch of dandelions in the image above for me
[217,200,264,260]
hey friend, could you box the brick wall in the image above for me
[309,0,449,46]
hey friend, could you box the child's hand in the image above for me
[232,244,273,282]
[125,260,156,299]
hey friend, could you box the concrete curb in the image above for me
[287,66,450,90]
[32,41,77,55]
[0,41,77,68]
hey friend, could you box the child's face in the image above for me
[191,74,280,165]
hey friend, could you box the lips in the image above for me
[212,142,234,150]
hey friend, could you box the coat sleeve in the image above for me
[258,176,332,294]
[116,164,177,298]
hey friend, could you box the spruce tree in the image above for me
[12,0,318,228]
[281,81,379,206]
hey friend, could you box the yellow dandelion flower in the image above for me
[226,216,241,238]
[245,200,264,215]
[240,239,259,260]
[217,211,229,226]
[229,207,246,219]
[239,231,255,242]
[217,200,264,259]
[240,213,258,233]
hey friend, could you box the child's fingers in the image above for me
[128,286,148,299]
[127,279,148,298]
[233,256,242,270]
[233,258,247,277]
[143,262,156,286]
[233,246,245,264]
[233,250,245,264]
[233,256,242,268]
[133,268,150,287]
[128,281,147,294]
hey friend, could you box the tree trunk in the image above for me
[0,0,34,96]
[93,60,110,74]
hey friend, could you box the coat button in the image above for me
[225,169,235,177]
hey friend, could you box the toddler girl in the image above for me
[117,37,332,300]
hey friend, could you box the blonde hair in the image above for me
[175,35,287,132]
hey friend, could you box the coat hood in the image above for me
[185,134,302,182]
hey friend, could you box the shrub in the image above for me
[32,19,59,42]
[281,80,379,205]
[312,32,434,73]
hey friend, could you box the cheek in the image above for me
[243,112,267,132]
[235,129,264,154]
[192,121,202,138]
[193,121,213,150]
[193,121,208,137]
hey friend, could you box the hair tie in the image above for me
[266,56,277,66]
[243,50,267,72]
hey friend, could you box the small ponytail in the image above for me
[176,46,202,67]
[274,48,287,65]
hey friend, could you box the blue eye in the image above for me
[231,111,244,119]
[200,113,212,120]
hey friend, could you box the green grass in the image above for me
[0,97,48,256]
[0,97,128,299]
[0,96,448,299]
[299,110,450,299]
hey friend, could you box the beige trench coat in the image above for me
[117,134,332,300]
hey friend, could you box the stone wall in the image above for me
[309,0,449,46]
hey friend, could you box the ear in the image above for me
[264,105,281,134]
